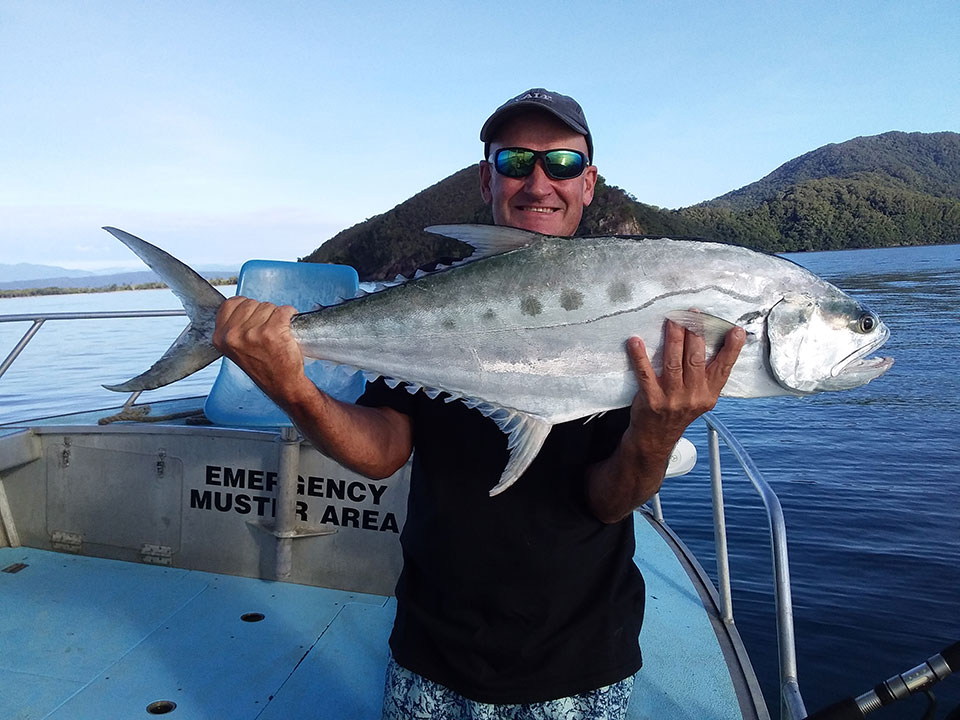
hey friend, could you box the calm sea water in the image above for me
[0,286,235,422]
[1,246,958,717]
[665,243,960,718]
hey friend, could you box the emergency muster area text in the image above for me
[188,464,400,533]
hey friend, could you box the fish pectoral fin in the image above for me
[664,310,738,353]
[424,224,541,261]
[466,403,552,496]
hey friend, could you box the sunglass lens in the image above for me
[495,149,535,177]
[544,150,585,179]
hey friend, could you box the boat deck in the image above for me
[1,513,752,720]
[1,547,392,719]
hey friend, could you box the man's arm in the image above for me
[212,297,413,479]
[585,320,745,524]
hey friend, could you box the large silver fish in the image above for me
[102,224,893,495]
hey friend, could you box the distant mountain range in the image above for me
[306,130,960,280]
[0,263,98,283]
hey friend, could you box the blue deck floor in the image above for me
[0,548,391,719]
[0,516,752,719]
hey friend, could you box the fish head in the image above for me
[766,292,894,394]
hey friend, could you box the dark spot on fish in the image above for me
[560,289,584,311]
[441,318,456,330]
[521,296,543,316]
[482,309,497,322]
[608,281,632,303]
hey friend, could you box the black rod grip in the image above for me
[940,640,960,672]
[803,697,865,720]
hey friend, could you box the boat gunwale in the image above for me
[638,506,771,720]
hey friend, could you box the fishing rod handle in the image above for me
[803,641,959,720]
[942,640,960,672]
[854,640,959,715]
[803,697,864,720]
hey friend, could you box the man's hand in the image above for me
[623,319,745,463]
[212,296,312,406]
[586,320,745,523]
[211,296,413,480]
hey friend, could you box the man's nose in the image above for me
[523,160,554,195]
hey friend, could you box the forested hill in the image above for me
[303,167,688,280]
[305,131,960,280]
[705,131,960,210]
[677,131,960,252]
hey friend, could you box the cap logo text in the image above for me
[513,91,552,103]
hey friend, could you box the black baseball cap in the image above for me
[480,88,594,163]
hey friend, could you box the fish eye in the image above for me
[857,312,877,333]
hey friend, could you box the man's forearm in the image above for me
[278,376,413,480]
[586,324,746,523]
[585,432,670,524]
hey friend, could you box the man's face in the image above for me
[479,111,597,237]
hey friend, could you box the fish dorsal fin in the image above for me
[353,225,537,292]
[425,224,542,261]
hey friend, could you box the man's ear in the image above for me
[479,160,493,204]
[582,165,598,207]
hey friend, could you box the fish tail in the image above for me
[101,227,226,392]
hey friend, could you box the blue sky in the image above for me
[1,1,957,270]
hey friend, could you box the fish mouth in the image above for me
[830,326,893,380]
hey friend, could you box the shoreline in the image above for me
[0,277,238,299]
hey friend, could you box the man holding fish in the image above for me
[213,89,745,719]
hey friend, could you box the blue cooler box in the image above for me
[204,260,367,427]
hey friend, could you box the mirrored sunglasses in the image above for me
[492,147,588,181]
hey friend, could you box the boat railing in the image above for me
[2,310,807,719]
[651,411,807,720]
[0,309,187,411]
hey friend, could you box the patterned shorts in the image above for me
[381,653,636,720]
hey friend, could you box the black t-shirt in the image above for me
[358,378,645,704]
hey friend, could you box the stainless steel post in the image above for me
[0,320,44,380]
[709,426,734,623]
[274,426,301,580]
[650,493,664,523]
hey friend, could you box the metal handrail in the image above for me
[701,411,807,720]
[0,309,186,382]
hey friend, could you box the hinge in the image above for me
[139,543,173,566]
[51,530,83,553]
